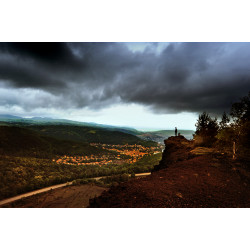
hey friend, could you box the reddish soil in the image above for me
[2,184,108,208]
[89,136,250,208]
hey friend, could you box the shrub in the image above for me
[195,112,219,146]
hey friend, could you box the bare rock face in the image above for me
[153,136,194,172]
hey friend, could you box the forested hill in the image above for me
[0,126,109,157]
[27,125,156,146]
[0,124,157,153]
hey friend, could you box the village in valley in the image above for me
[54,144,163,167]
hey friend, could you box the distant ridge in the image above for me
[0,114,138,134]
[0,114,194,143]
[0,114,22,119]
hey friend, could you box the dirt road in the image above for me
[0,182,73,207]
[0,172,151,207]
[1,184,108,208]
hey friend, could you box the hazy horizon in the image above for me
[0,112,195,131]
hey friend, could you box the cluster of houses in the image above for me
[53,143,162,167]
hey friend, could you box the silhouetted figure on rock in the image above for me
[175,127,177,136]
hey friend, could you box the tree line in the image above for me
[194,92,250,160]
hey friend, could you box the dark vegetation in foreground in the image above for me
[194,92,250,161]
[72,173,133,188]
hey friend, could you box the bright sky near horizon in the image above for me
[68,104,198,130]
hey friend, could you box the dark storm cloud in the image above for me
[0,42,81,67]
[0,42,250,114]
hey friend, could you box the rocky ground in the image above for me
[89,136,250,208]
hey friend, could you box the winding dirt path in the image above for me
[0,182,73,207]
[1,184,109,208]
[0,172,151,207]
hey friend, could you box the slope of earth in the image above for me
[2,184,108,208]
[89,136,250,208]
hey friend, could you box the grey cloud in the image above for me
[0,42,249,115]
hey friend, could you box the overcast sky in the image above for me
[0,42,249,130]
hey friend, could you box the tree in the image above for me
[217,111,231,150]
[216,92,250,158]
[230,92,250,154]
[195,112,218,137]
[231,91,250,123]
[195,112,219,146]
[219,112,230,130]
[229,92,250,141]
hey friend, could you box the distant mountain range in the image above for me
[0,114,138,134]
[0,114,23,119]
[0,114,194,143]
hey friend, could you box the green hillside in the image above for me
[25,125,156,146]
[0,126,109,157]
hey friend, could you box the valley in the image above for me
[0,123,162,201]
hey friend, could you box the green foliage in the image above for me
[215,92,250,159]
[0,126,110,157]
[231,92,250,123]
[72,178,90,185]
[216,126,235,151]
[73,173,134,188]
[195,92,250,156]
[195,112,219,146]
[219,112,230,130]
[0,153,162,200]
[24,124,157,146]
[99,174,131,185]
